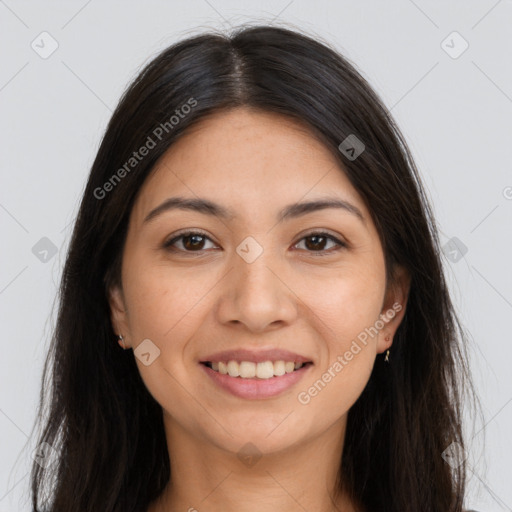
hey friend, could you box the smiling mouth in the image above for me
[201,360,313,379]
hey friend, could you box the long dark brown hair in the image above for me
[27,24,482,512]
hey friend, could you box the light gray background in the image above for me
[1,1,511,511]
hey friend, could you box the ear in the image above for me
[108,284,131,348]
[377,265,410,354]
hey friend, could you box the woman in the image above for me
[29,24,483,511]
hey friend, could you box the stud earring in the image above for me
[117,334,127,349]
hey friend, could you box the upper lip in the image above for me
[200,348,313,364]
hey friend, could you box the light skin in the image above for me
[109,107,410,512]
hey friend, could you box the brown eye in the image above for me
[163,231,216,252]
[181,234,207,250]
[294,232,346,255]
[303,234,329,251]
[163,230,346,256]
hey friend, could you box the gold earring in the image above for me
[384,335,390,363]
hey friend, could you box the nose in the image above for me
[215,248,298,333]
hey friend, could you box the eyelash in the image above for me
[162,230,347,257]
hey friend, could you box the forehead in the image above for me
[132,108,367,223]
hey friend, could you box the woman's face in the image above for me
[109,107,408,456]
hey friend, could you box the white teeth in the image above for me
[273,360,286,376]
[285,362,295,373]
[256,361,274,379]
[239,361,256,378]
[207,360,306,378]
[227,360,240,377]
[218,361,228,375]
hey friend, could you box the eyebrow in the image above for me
[143,195,365,225]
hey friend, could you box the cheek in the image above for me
[123,260,210,342]
[298,352,374,422]
[295,262,386,418]
[298,263,385,403]
[304,263,386,341]
[295,272,384,415]
[122,265,205,410]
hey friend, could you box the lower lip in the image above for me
[200,363,312,400]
